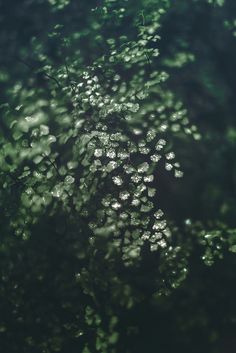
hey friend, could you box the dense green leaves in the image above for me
[0,0,236,352]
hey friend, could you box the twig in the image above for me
[15,56,62,89]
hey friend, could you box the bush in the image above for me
[0,0,236,352]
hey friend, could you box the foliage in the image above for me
[0,0,236,352]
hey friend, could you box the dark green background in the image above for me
[0,1,236,352]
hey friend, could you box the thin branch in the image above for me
[42,154,62,179]
[15,56,62,89]
[64,59,76,94]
